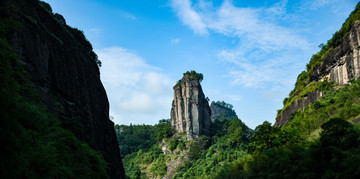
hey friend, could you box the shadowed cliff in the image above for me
[0,0,124,178]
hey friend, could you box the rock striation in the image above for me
[170,72,211,140]
[2,0,125,178]
[309,20,360,84]
[275,20,360,127]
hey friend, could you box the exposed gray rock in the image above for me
[310,20,360,84]
[275,91,323,127]
[275,21,360,127]
[170,74,211,140]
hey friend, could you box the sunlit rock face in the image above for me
[275,20,360,127]
[170,74,211,140]
[309,20,360,85]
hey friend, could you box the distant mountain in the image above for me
[210,101,238,122]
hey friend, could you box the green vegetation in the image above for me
[175,70,204,87]
[119,73,360,178]
[278,79,335,117]
[117,108,253,178]
[210,101,238,121]
[115,124,156,158]
[155,119,174,141]
[0,15,108,178]
[283,77,360,137]
[278,2,360,117]
[213,118,360,179]
[184,70,204,82]
[115,3,360,178]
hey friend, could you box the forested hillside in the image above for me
[116,2,360,178]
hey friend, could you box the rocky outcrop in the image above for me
[309,20,360,84]
[275,91,323,127]
[3,0,124,178]
[170,73,211,140]
[275,20,360,127]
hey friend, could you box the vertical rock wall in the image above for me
[170,75,211,140]
[3,0,125,178]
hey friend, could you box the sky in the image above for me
[45,0,358,129]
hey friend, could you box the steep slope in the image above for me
[275,3,360,127]
[171,71,211,140]
[0,0,124,178]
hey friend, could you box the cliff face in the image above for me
[170,74,211,140]
[275,91,323,127]
[2,0,124,178]
[309,20,360,84]
[275,20,360,127]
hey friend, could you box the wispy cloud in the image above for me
[170,0,208,35]
[97,47,173,125]
[301,0,338,10]
[170,0,310,88]
[171,38,181,44]
[122,12,137,20]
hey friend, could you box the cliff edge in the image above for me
[1,0,124,178]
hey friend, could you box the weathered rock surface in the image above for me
[3,0,125,178]
[170,74,211,140]
[275,91,323,127]
[275,20,360,127]
[309,20,360,84]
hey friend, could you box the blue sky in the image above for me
[45,0,358,129]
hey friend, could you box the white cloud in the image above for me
[170,0,310,88]
[97,47,173,125]
[170,0,209,35]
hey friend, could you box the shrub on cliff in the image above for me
[183,70,204,82]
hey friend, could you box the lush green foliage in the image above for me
[279,78,335,117]
[115,124,156,158]
[0,16,108,178]
[184,70,204,82]
[173,118,251,178]
[116,119,173,178]
[149,154,167,177]
[284,78,360,136]
[214,118,360,179]
[123,145,163,178]
[154,119,173,141]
